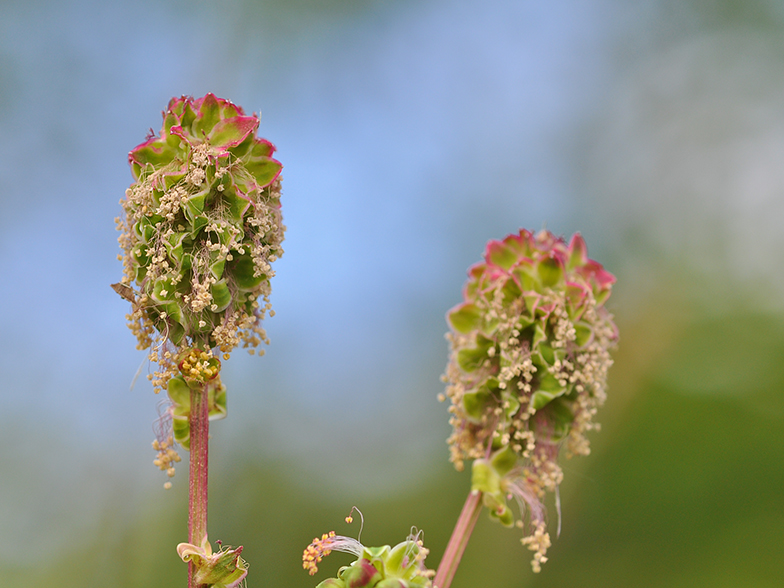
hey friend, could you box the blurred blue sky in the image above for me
[2,0,784,577]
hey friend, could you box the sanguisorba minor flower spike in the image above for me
[115,94,283,487]
[441,229,617,572]
[116,93,283,375]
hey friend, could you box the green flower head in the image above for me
[115,94,283,484]
[441,229,618,571]
[115,93,284,380]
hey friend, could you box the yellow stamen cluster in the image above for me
[147,345,176,394]
[179,348,220,382]
[152,435,181,488]
[302,531,336,576]
[521,520,551,573]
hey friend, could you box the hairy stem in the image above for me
[188,384,210,588]
[434,490,484,588]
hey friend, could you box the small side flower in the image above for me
[303,516,433,587]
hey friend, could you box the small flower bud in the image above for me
[177,536,248,588]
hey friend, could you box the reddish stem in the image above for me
[188,384,210,588]
[434,490,484,588]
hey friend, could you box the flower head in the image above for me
[442,229,617,571]
[115,93,283,391]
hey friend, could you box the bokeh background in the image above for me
[1,0,783,586]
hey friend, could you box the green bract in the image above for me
[442,229,618,571]
[116,93,283,357]
[178,536,248,588]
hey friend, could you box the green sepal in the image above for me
[208,117,258,150]
[574,322,593,347]
[160,300,185,325]
[179,100,197,132]
[165,231,187,262]
[375,580,407,588]
[166,319,186,346]
[185,192,208,221]
[244,156,282,188]
[471,459,501,496]
[512,262,540,292]
[232,255,265,291]
[209,257,226,280]
[163,110,179,136]
[163,169,187,190]
[567,233,588,270]
[500,275,522,305]
[167,376,191,408]
[209,383,227,421]
[194,93,221,137]
[172,413,190,449]
[462,388,491,421]
[537,254,564,287]
[490,445,518,477]
[532,321,547,349]
[448,302,482,334]
[503,392,521,419]
[531,372,567,410]
[227,132,255,158]
[251,139,275,158]
[224,190,252,221]
[315,579,346,588]
[488,501,514,527]
[363,544,391,563]
[456,335,494,372]
[135,215,162,243]
[210,280,232,312]
[462,376,499,420]
[487,240,518,270]
[536,343,556,367]
[538,397,574,441]
[151,278,177,302]
[385,541,414,579]
[131,140,176,169]
[473,451,518,528]
[595,286,611,306]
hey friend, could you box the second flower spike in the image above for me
[441,229,618,571]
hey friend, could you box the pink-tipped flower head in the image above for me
[441,229,618,571]
[115,94,283,390]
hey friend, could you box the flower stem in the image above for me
[434,489,484,588]
[188,384,210,588]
